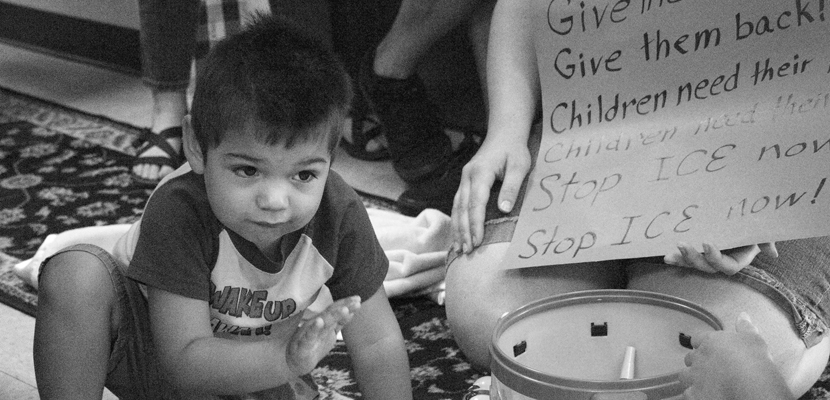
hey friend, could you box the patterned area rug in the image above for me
[0,87,153,316]
[0,87,483,399]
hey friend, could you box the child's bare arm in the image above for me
[342,287,413,399]
[147,287,307,395]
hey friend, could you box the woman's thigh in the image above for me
[445,242,625,369]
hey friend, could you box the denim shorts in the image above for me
[41,244,320,399]
[447,125,830,348]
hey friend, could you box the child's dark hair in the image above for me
[190,14,353,154]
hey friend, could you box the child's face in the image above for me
[199,124,332,256]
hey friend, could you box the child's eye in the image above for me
[233,166,259,177]
[295,170,316,182]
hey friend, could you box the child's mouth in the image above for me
[252,220,286,229]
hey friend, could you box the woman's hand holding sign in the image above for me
[665,242,778,274]
[452,137,531,255]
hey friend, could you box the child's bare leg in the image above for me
[445,242,625,369]
[34,251,120,399]
[286,296,361,376]
[627,262,830,397]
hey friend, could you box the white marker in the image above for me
[619,346,636,380]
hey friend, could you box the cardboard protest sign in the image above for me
[503,0,829,269]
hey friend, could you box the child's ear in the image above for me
[182,115,205,174]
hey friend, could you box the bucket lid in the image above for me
[489,289,722,399]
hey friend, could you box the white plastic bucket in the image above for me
[489,290,723,400]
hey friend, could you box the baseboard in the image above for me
[0,2,141,75]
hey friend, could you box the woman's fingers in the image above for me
[758,242,778,258]
[666,242,768,275]
[467,168,496,250]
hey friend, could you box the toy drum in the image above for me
[489,290,723,400]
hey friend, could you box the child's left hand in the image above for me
[664,242,778,275]
[285,296,361,376]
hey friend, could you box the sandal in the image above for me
[341,85,389,161]
[131,126,184,185]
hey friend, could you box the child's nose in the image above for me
[256,183,290,211]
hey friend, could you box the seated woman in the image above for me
[444,0,830,398]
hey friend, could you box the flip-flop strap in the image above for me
[135,127,182,160]
[157,126,183,140]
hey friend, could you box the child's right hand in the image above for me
[452,139,531,255]
[285,296,361,376]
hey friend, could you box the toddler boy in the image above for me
[34,14,412,399]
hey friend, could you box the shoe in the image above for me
[396,131,482,217]
[340,85,389,161]
[131,126,184,186]
[358,51,452,183]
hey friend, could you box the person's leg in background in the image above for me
[393,0,496,216]
[374,0,494,215]
[359,0,492,215]
[194,0,273,67]
[132,0,200,185]
[466,0,495,114]
[371,0,480,82]
[328,0,392,162]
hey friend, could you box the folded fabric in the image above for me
[368,208,452,304]
[384,268,447,304]
[14,209,453,303]
[384,250,446,281]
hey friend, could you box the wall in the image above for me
[1,0,139,29]
[0,0,142,74]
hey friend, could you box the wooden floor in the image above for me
[0,40,409,399]
[0,300,114,399]
[0,302,42,400]
[0,300,111,399]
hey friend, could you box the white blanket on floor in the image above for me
[14,209,452,304]
[368,208,451,305]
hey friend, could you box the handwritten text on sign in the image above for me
[503,0,829,269]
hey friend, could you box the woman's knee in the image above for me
[627,262,827,397]
[791,335,830,397]
[445,243,623,369]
